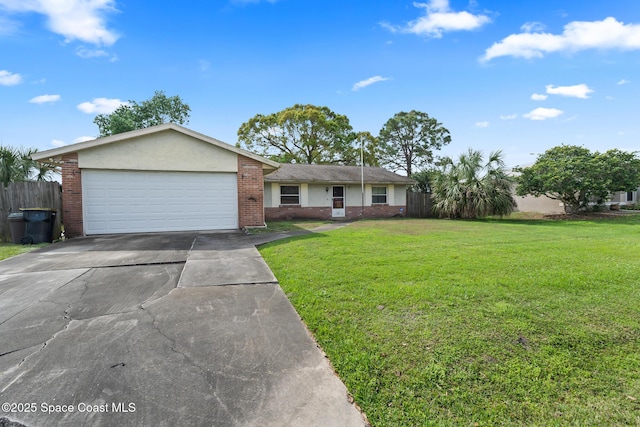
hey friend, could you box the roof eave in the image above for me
[264,179,416,185]
[31,123,281,168]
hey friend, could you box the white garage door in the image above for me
[82,170,238,234]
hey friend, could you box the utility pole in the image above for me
[361,136,364,218]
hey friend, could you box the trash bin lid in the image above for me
[8,212,24,219]
[19,208,56,211]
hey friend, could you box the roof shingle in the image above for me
[264,164,415,184]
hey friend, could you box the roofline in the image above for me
[264,178,417,185]
[31,123,280,168]
[264,181,417,185]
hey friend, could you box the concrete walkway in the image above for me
[0,228,367,427]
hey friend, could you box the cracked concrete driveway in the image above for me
[0,232,367,427]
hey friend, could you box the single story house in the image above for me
[515,188,640,214]
[514,195,566,214]
[609,188,639,206]
[32,123,279,238]
[264,164,415,220]
[33,124,415,237]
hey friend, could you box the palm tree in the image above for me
[0,146,60,187]
[0,146,21,187]
[431,149,516,219]
[22,148,60,182]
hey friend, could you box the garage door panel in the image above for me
[82,170,238,234]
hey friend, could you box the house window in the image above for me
[280,185,300,205]
[372,186,387,204]
[628,191,635,202]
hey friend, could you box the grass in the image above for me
[259,215,640,426]
[0,243,48,261]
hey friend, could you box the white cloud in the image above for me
[545,84,593,99]
[51,139,66,147]
[29,94,60,104]
[75,47,108,58]
[617,79,630,85]
[73,136,95,143]
[75,46,117,61]
[482,17,640,62]
[500,114,517,120]
[523,107,564,121]
[0,0,119,45]
[77,97,127,114]
[383,0,491,38]
[0,69,23,86]
[531,93,548,101]
[352,76,390,91]
[521,21,545,33]
[475,121,489,128]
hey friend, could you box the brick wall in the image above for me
[350,205,406,218]
[265,206,332,221]
[61,153,84,238]
[265,204,406,221]
[237,156,266,227]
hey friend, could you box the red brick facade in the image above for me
[61,153,84,238]
[237,156,266,227]
[265,204,406,221]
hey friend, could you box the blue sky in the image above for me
[1,0,639,168]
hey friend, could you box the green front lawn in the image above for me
[0,243,48,261]
[259,216,640,426]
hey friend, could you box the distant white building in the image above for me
[609,188,639,206]
[514,187,639,214]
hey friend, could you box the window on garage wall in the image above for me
[280,185,300,205]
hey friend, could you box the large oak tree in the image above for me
[237,104,362,164]
[94,91,191,137]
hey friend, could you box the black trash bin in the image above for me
[20,208,56,244]
[8,212,26,244]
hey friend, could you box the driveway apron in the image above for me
[0,231,367,427]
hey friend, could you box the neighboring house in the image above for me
[32,123,279,238]
[514,187,640,214]
[609,187,639,206]
[263,164,415,220]
[510,168,640,214]
[514,195,566,214]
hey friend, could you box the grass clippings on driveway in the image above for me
[246,220,332,234]
[259,216,640,426]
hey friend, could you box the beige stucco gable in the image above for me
[78,129,238,172]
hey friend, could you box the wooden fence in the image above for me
[406,191,434,218]
[0,181,62,243]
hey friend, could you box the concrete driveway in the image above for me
[0,231,367,427]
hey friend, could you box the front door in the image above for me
[332,186,345,218]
